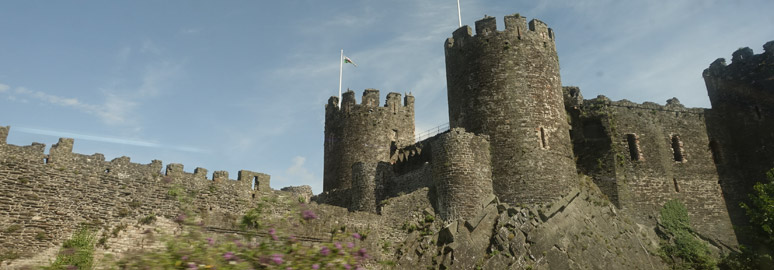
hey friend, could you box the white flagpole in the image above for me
[338,49,343,106]
[457,0,462,27]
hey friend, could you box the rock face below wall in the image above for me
[394,177,671,270]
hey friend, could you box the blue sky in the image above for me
[1,1,772,194]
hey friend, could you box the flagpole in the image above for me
[457,0,462,27]
[338,49,343,106]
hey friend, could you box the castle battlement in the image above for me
[703,41,774,80]
[0,125,270,193]
[446,13,555,50]
[326,89,414,113]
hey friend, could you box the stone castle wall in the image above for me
[0,127,269,257]
[444,14,578,205]
[567,96,736,244]
[323,89,415,192]
[431,128,493,221]
[703,43,774,244]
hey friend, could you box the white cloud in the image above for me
[0,83,8,93]
[140,39,161,54]
[285,156,317,184]
[14,126,207,153]
[180,28,200,35]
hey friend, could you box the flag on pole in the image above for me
[344,56,358,67]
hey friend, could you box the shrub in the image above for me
[240,204,264,229]
[740,168,774,241]
[658,200,716,269]
[46,228,96,270]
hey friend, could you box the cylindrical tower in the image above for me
[444,14,578,205]
[323,89,415,192]
[431,128,493,221]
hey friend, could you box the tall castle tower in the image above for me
[323,89,415,192]
[444,14,578,205]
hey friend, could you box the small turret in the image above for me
[323,89,416,192]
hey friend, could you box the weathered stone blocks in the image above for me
[431,128,493,221]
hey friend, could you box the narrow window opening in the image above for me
[252,176,259,190]
[626,134,641,161]
[709,140,722,164]
[44,157,49,164]
[251,194,255,199]
[105,168,110,173]
[543,42,547,48]
[754,105,762,120]
[671,135,685,162]
[539,127,547,149]
[673,178,680,192]
[390,141,398,160]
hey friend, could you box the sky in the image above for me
[1,0,772,194]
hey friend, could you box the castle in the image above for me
[1,11,773,267]
[318,13,774,247]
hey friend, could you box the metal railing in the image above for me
[415,122,450,142]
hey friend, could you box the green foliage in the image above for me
[0,251,20,264]
[46,228,96,270]
[114,208,368,269]
[240,204,265,230]
[722,168,774,269]
[719,245,773,270]
[660,200,691,233]
[139,213,157,225]
[740,168,774,241]
[658,200,716,270]
[3,224,21,233]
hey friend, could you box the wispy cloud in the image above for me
[273,156,319,192]
[0,83,8,93]
[14,126,207,153]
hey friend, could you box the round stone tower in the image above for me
[444,14,578,205]
[323,89,415,192]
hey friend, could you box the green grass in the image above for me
[46,228,96,270]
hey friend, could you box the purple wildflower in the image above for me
[320,246,331,256]
[334,242,342,249]
[302,210,318,220]
[187,262,198,270]
[181,255,188,260]
[234,240,243,247]
[223,251,235,261]
[269,228,276,235]
[347,242,355,249]
[357,248,369,258]
[175,214,186,223]
[271,254,283,264]
[344,264,352,270]
[352,233,361,240]
[206,238,214,245]
[312,264,320,269]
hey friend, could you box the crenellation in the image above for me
[503,13,526,33]
[732,47,754,63]
[0,125,270,258]
[362,88,380,107]
[0,126,9,145]
[194,167,208,179]
[212,170,229,182]
[238,170,271,191]
[528,19,550,39]
[341,90,357,109]
[474,15,496,36]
